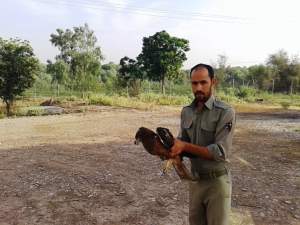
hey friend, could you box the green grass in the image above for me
[88,94,154,110]
[15,106,46,117]
[0,85,299,118]
[87,93,192,110]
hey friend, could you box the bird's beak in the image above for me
[134,139,140,145]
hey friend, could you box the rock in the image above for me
[42,106,64,115]
[293,214,300,219]
[259,212,265,217]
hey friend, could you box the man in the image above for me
[170,63,235,225]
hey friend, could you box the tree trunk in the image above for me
[161,76,165,95]
[290,79,293,95]
[4,100,11,116]
[57,83,60,97]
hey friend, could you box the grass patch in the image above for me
[15,106,46,117]
[0,112,5,119]
[138,93,192,105]
[280,101,291,109]
[88,94,154,110]
[88,93,192,109]
[1,88,299,117]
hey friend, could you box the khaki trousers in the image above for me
[189,174,231,225]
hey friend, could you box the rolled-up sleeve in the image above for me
[207,108,235,161]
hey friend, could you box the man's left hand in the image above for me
[170,139,186,158]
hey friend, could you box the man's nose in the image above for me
[195,83,203,91]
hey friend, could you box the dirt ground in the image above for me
[0,106,299,225]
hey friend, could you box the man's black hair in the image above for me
[190,63,214,79]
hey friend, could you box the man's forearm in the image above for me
[182,142,214,160]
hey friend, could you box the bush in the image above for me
[89,95,114,106]
[16,107,45,116]
[280,101,290,109]
[235,86,257,99]
[138,93,191,105]
[0,111,5,119]
[65,95,78,101]
[215,90,242,104]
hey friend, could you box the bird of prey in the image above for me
[134,127,195,180]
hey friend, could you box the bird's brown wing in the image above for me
[156,127,174,150]
[135,127,170,158]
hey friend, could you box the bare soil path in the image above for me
[0,106,299,225]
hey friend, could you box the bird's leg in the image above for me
[172,156,195,181]
[161,159,174,175]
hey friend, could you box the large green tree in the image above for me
[118,56,143,96]
[49,23,103,91]
[247,64,271,90]
[46,59,69,95]
[137,30,189,94]
[0,38,39,115]
[215,54,229,87]
[226,66,249,87]
[101,62,119,83]
[266,50,300,93]
[287,56,300,94]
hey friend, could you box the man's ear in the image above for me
[212,78,217,87]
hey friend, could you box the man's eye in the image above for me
[191,81,207,85]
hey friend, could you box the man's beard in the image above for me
[194,89,212,104]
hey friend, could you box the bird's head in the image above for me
[134,127,152,145]
[134,127,170,158]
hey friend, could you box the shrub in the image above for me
[65,95,78,101]
[89,95,114,106]
[138,93,191,105]
[280,101,290,109]
[0,111,5,119]
[235,86,257,99]
[16,107,45,116]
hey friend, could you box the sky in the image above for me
[1,0,300,69]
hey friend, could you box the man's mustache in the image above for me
[195,91,205,96]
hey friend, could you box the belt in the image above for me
[193,169,228,180]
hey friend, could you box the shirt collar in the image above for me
[204,95,215,110]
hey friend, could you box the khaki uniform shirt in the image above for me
[178,95,235,175]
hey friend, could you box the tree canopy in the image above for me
[49,23,103,91]
[0,38,39,115]
[137,30,189,94]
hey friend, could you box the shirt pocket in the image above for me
[200,120,216,144]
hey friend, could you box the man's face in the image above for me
[190,67,216,103]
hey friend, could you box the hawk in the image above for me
[134,127,195,180]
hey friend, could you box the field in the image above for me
[0,105,299,225]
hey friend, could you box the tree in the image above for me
[46,59,69,95]
[247,65,271,90]
[50,23,103,91]
[0,38,39,115]
[215,54,229,88]
[267,50,291,93]
[287,56,300,94]
[118,56,143,96]
[101,62,119,83]
[226,66,249,87]
[137,30,189,94]
[31,63,52,97]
